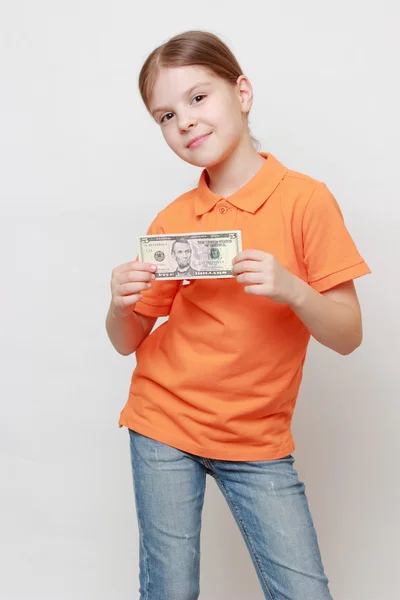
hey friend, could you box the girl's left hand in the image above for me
[232,249,303,305]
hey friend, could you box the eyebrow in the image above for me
[151,81,213,117]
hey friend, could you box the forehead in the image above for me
[150,65,221,109]
[174,241,191,250]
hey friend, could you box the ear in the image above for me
[236,75,253,114]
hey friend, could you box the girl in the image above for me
[106,30,370,600]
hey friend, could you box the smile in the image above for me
[186,133,212,149]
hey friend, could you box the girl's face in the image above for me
[149,66,253,168]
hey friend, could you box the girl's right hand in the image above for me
[110,261,157,317]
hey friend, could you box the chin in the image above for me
[182,148,230,169]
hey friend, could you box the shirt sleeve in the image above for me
[302,183,371,293]
[134,214,181,318]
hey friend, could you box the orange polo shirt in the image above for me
[119,153,370,460]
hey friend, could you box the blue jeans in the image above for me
[129,429,333,600]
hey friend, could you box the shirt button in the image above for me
[219,206,228,214]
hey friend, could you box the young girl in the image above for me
[106,30,370,600]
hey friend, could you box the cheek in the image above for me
[203,101,227,125]
[162,126,179,150]
[208,101,243,135]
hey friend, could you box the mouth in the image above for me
[186,133,212,149]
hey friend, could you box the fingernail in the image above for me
[151,265,157,271]
[147,283,152,288]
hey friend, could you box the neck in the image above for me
[205,135,266,198]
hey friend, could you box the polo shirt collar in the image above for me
[194,153,288,216]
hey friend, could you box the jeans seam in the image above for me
[136,500,150,600]
[215,476,276,600]
[130,437,150,599]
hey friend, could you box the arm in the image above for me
[232,250,363,356]
[106,260,157,356]
[290,279,362,355]
[106,306,157,356]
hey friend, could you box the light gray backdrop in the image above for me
[1,1,399,599]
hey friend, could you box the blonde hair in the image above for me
[138,30,259,147]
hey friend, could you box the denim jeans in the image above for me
[129,429,333,600]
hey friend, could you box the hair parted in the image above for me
[139,30,244,109]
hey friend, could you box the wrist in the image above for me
[109,301,135,320]
[288,276,310,310]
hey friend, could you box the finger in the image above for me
[236,272,265,285]
[244,284,267,296]
[118,281,152,296]
[232,250,268,265]
[117,270,155,285]
[232,260,264,275]
[115,293,143,309]
[116,261,157,274]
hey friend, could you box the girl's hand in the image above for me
[110,261,157,317]
[232,250,302,306]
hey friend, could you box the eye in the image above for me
[191,94,206,104]
[160,112,174,124]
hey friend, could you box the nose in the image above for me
[178,113,197,133]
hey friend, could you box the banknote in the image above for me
[137,230,242,280]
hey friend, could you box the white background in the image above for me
[1,1,399,599]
